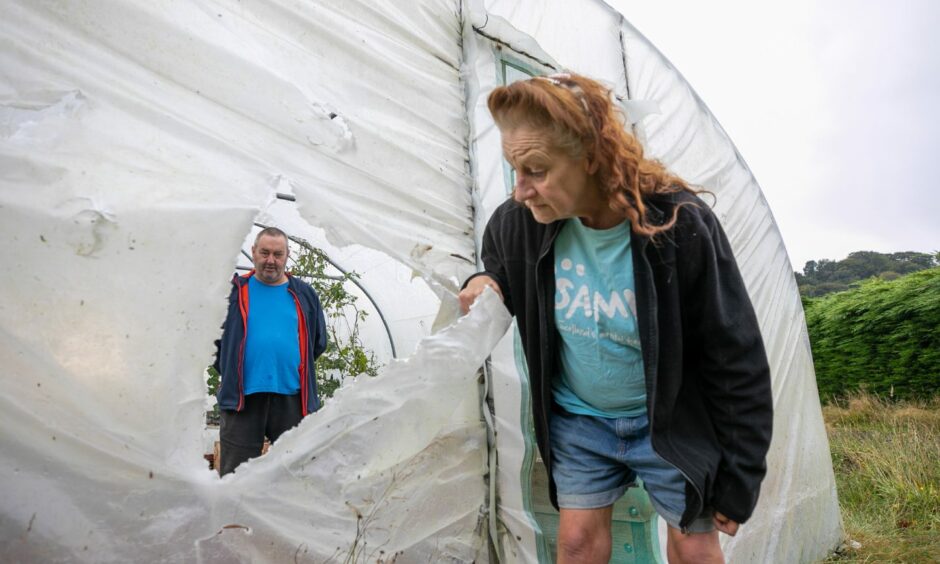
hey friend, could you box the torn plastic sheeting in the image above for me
[0,90,87,143]
[2,0,479,290]
[464,3,842,561]
[1,268,510,561]
[618,17,842,561]
[0,83,505,562]
[1,0,500,560]
[461,30,546,562]
[193,289,512,562]
[292,176,477,295]
[249,198,442,365]
[0,1,844,562]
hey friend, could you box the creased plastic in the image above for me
[619,19,843,563]
[0,0,496,561]
[1,0,841,562]
[1,244,509,563]
[473,2,842,562]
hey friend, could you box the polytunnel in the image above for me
[0,0,842,562]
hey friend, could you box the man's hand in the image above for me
[458,275,504,314]
[713,511,739,536]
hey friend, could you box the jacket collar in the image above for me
[233,269,295,288]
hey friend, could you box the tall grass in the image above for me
[824,393,940,562]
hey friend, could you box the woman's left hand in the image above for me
[713,511,739,536]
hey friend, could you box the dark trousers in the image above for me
[219,392,303,476]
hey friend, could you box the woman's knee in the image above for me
[557,532,610,563]
[667,527,723,564]
[557,514,612,563]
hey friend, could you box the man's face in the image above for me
[251,234,289,285]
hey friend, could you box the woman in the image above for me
[459,73,773,563]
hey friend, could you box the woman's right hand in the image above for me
[458,275,504,314]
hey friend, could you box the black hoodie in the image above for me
[466,190,773,528]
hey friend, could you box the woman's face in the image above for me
[501,125,606,225]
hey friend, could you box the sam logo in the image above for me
[556,257,637,322]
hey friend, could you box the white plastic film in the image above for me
[619,19,843,563]
[466,2,842,562]
[463,31,547,563]
[6,0,477,289]
[0,0,501,561]
[0,0,842,562]
[484,0,627,91]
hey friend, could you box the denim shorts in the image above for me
[549,407,714,532]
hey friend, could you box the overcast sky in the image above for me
[611,0,939,270]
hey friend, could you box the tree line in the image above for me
[795,250,938,297]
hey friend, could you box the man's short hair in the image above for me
[254,226,289,247]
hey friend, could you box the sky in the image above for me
[610,0,939,271]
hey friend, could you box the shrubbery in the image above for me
[293,244,380,398]
[805,267,940,400]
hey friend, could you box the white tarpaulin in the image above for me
[473,2,842,562]
[1,0,841,562]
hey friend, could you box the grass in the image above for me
[823,393,940,562]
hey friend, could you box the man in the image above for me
[214,227,327,476]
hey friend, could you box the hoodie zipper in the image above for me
[635,234,703,531]
[535,223,560,422]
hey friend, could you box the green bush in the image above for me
[806,267,940,401]
[292,244,380,399]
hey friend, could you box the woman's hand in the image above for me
[458,275,504,314]
[713,511,739,536]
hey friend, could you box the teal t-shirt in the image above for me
[244,276,301,395]
[552,218,647,418]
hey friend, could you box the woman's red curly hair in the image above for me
[487,73,696,237]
